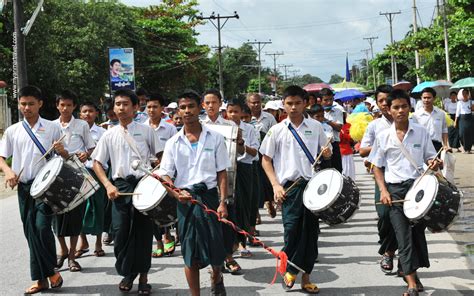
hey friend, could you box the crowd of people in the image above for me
[0,83,471,295]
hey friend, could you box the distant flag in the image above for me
[345,53,351,82]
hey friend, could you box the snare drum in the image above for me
[303,168,360,225]
[30,155,99,214]
[133,174,177,227]
[404,173,462,233]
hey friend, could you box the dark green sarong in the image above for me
[178,184,225,268]
[387,180,429,275]
[18,182,56,281]
[82,169,107,235]
[53,198,86,237]
[112,177,153,276]
[282,180,319,275]
[222,200,236,256]
[249,161,261,227]
[375,181,398,255]
[235,162,254,245]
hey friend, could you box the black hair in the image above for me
[103,98,114,112]
[311,104,324,114]
[113,88,139,105]
[375,84,393,100]
[18,85,42,101]
[202,89,222,101]
[136,87,149,97]
[387,89,411,107]
[242,105,251,114]
[450,91,457,96]
[282,85,308,101]
[226,99,244,110]
[421,87,436,97]
[319,88,334,97]
[147,93,165,106]
[110,59,121,66]
[56,89,78,105]
[80,101,99,112]
[177,90,201,106]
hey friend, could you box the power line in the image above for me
[265,52,283,92]
[363,36,378,90]
[380,10,401,84]
[278,64,293,81]
[246,40,272,93]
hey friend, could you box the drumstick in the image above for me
[284,177,303,193]
[376,199,409,205]
[118,192,141,196]
[312,136,333,169]
[413,147,444,188]
[33,134,67,166]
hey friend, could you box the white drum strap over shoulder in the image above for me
[390,128,422,175]
[120,126,144,163]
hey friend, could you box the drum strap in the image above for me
[22,121,52,160]
[287,123,315,165]
[120,126,144,162]
[390,128,422,174]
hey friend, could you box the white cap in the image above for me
[220,102,227,111]
[264,101,278,111]
[167,102,178,109]
[274,100,284,110]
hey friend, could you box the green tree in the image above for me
[328,74,344,84]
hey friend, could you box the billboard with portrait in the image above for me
[108,48,135,91]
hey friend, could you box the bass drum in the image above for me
[404,173,462,233]
[133,173,177,227]
[303,168,360,225]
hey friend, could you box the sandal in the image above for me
[164,240,175,256]
[301,282,320,294]
[225,259,242,274]
[380,254,394,273]
[138,282,152,295]
[103,234,113,246]
[210,274,226,296]
[152,248,164,258]
[256,213,262,225]
[283,272,296,290]
[56,254,68,269]
[118,273,138,292]
[94,249,105,257]
[68,259,82,272]
[403,275,424,292]
[24,281,49,294]
[402,288,419,296]
[240,249,252,258]
[74,248,89,258]
[49,272,63,289]
[265,202,276,218]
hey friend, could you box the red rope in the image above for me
[151,173,288,284]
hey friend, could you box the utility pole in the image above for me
[265,52,283,93]
[413,0,421,84]
[363,36,378,90]
[441,0,451,81]
[246,40,272,94]
[380,11,401,84]
[198,11,239,97]
[13,0,28,100]
[288,69,300,84]
[278,64,293,81]
[361,49,370,87]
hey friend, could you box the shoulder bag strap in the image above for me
[22,120,52,160]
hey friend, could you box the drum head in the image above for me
[30,157,64,198]
[404,175,439,220]
[303,168,343,212]
[133,175,167,211]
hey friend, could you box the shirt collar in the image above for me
[24,116,45,130]
[176,124,210,143]
[283,117,309,129]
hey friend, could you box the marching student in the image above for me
[320,88,344,173]
[0,86,67,294]
[359,85,400,274]
[92,89,162,294]
[157,91,230,296]
[369,89,440,296]
[144,93,178,258]
[226,99,260,257]
[77,101,107,258]
[261,85,331,294]
[53,90,95,272]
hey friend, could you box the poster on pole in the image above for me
[108,48,135,91]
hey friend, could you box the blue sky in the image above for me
[122,0,438,82]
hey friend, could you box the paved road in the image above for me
[0,156,473,295]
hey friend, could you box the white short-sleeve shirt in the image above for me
[54,116,95,154]
[456,100,472,116]
[85,124,106,169]
[324,108,344,142]
[360,116,393,149]
[444,100,458,115]
[252,111,277,134]
[368,122,437,183]
[413,107,448,143]
[144,118,178,151]
[238,121,260,164]
[259,117,330,185]
[157,125,231,190]
[91,121,162,180]
[0,118,62,183]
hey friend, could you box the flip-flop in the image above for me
[240,249,252,258]
[138,282,152,295]
[402,288,419,296]
[56,254,68,269]
[282,272,296,290]
[49,273,63,289]
[74,248,89,258]
[164,241,175,256]
[380,254,394,273]
[301,283,320,294]
[225,259,242,274]
[24,281,49,294]
[94,249,106,257]
[151,248,164,258]
[118,273,138,292]
[68,259,82,272]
